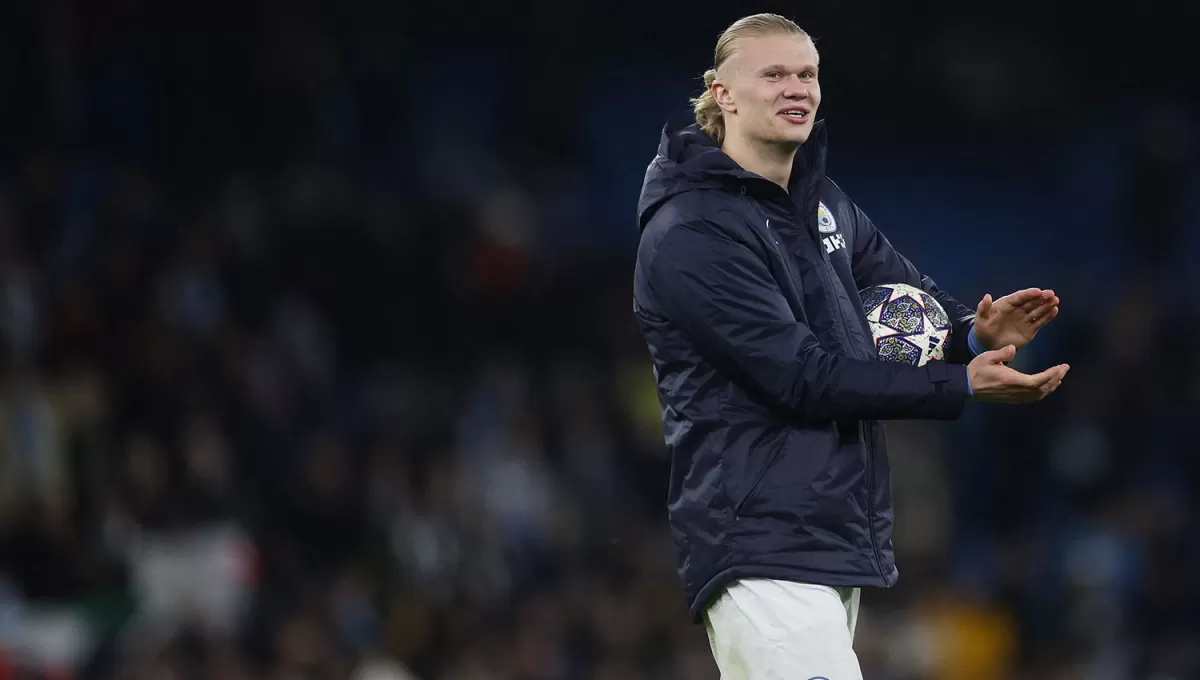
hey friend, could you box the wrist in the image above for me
[967,326,989,356]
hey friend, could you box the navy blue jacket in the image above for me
[633,121,976,622]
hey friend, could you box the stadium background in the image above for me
[0,0,1198,678]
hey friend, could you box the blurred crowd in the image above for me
[1,1,1199,679]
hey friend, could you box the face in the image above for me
[714,34,822,147]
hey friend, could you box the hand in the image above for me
[973,288,1059,351]
[967,345,1069,403]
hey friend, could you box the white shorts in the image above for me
[703,578,863,680]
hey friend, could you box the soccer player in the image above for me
[631,13,1069,679]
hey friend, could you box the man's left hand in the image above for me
[972,288,1059,351]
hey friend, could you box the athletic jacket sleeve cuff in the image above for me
[967,326,987,357]
[922,361,973,416]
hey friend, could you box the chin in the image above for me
[766,124,812,146]
[783,126,813,144]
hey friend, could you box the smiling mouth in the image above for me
[779,110,809,122]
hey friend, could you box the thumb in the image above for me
[976,294,994,318]
[985,344,1017,364]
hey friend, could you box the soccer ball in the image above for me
[860,283,952,367]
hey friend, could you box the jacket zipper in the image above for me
[757,190,835,329]
[757,183,888,579]
[861,422,888,579]
[771,187,858,353]
[817,213,885,578]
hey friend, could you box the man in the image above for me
[631,13,1069,679]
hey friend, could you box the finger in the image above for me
[1032,305,1060,327]
[1045,364,1070,386]
[1028,300,1058,317]
[976,294,994,318]
[1019,372,1054,390]
[1028,303,1059,326]
[1020,363,1069,388]
[1042,364,1070,382]
[986,344,1017,364]
[1001,288,1043,307]
[1021,292,1060,314]
[1043,373,1065,393]
[1019,296,1054,313]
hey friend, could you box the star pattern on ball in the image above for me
[860,283,953,367]
[879,295,926,335]
[919,292,951,330]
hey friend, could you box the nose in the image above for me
[782,75,808,99]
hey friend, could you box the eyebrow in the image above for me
[759,63,819,73]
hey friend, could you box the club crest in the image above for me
[817,202,837,233]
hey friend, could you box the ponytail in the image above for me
[690,69,725,145]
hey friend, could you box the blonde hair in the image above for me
[690,13,814,145]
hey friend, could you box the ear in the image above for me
[713,80,737,114]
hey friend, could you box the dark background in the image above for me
[0,1,1197,678]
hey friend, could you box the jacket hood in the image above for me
[636,120,827,231]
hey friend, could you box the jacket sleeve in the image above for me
[645,220,970,422]
[846,200,979,364]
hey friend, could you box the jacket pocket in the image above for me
[734,436,786,518]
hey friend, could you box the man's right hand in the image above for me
[966,345,1069,403]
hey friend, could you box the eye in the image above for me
[800,70,817,80]
[764,71,783,80]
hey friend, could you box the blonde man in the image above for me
[632,13,1067,678]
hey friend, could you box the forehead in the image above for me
[730,34,819,72]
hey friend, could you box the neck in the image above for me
[721,132,798,191]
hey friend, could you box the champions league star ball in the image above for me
[860,283,953,367]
